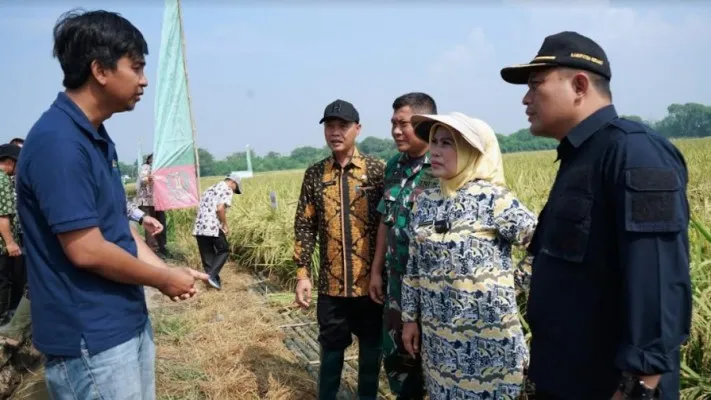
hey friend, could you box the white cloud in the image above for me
[424,2,711,134]
[515,3,711,59]
[429,27,495,75]
[511,4,711,116]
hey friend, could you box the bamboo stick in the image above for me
[175,0,202,198]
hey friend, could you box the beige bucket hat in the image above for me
[411,112,495,153]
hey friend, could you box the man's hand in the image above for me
[157,267,210,302]
[295,279,312,309]
[368,274,384,305]
[147,175,153,183]
[142,216,164,236]
[221,224,229,235]
[402,322,421,358]
[610,391,624,400]
[6,241,20,257]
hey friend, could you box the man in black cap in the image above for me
[294,99,385,399]
[501,31,691,400]
[0,144,23,322]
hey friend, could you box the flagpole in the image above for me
[176,0,202,199]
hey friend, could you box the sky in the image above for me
[1,0,710,161]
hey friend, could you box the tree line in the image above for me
[119,102,711,178]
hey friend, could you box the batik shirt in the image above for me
[192,181,234,237]
[135,163,153,207]
[0,173,20,255]
[294,148,385,297]
[402,180,537,399]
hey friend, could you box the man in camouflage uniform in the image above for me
[369,93,438,399]
[0,144,23,323]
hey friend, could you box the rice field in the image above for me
[136,137,711,399]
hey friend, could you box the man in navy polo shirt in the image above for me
[16,10,208,399]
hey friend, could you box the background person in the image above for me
[0,144,23,323]
[192,172,243,290]
[137,153,168,259]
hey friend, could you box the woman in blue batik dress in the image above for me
[401,112,537,400]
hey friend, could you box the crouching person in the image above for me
[192,173,242,290]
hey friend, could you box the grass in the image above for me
[134,137,710,399]
[150,268,317,400]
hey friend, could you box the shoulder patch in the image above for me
[624,167,685,232]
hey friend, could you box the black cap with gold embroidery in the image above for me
[500,31,611,85]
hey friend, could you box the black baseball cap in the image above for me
[0,144,21,161]
[500,31,611,85]
[319,99,360,124]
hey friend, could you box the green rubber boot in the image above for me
[0,295,31,341]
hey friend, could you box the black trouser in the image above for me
[195,232,229,282]
[139,206,167,256]
[316,294,383,400]
[0,254,25,316]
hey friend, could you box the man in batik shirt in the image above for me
[294,99,385,400]
[368,93,438,400]
[192,173,242,290]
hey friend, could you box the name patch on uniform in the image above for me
[626,168,679,225]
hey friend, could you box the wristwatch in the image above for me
[618,374,659,399]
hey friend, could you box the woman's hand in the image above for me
[402,322,421,358]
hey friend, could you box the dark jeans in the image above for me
[195,232,229,282]
[0,254,25,315]
[139,206,167,256]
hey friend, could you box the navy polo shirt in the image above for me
[16,92,147,357]
[526,105,691,399]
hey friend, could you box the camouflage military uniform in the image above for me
[376,152,437,399]
[0,172,22,314]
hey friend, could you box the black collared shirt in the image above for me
[526,105,691,399]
